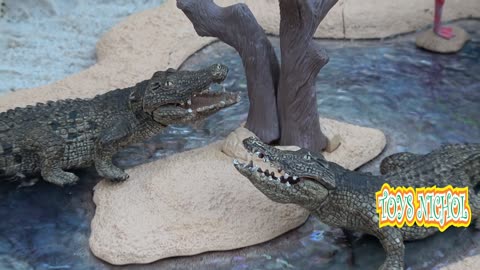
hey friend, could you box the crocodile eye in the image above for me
[165,81,174,87]
[303,154,311,160]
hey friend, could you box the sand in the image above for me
[90,119,386,265]
[1,0,478,267]
[416,26,470,53]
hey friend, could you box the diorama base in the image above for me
[1,1,477,268]
[415,26,470,53]
[89,118,386,265]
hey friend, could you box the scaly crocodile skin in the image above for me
[0,64,238,186]
[234,137,480,270]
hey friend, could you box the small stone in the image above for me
[325,134,341,153]
[415,26,470,54]
[221,126,256,161]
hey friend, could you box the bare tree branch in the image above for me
[311,0,338,26]
[177,0,281,143]
[178,0,339,151]
[276,0,338,152]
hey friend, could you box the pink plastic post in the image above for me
[434,0,455,39]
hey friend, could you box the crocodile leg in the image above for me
[448,161,480,229]
[94,117,132,182]
[342,229,357,266]
[476,215,480,230]
[466,171,480,229]
[380,152,419,175]
[21,128,79,186]
[375,227,405,270]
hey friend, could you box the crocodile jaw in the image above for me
[233,159,297,204]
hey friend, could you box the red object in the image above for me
[434,0,455,39]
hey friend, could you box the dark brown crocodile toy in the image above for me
[0,64,239,186]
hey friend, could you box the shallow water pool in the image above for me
[0,15,479,270]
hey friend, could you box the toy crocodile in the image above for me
[234,136,480,270]
[0,64,239,186]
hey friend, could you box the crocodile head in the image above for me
[141,64,239,125]
[233,136,336,209]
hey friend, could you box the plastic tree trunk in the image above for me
[178,0,338,152]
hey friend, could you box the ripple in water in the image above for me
[1,20,479,270]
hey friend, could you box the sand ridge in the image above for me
[1,0,478,267]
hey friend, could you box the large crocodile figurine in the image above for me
[0,64,239,186]
[234,136,480,270]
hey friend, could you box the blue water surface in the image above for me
[0,0,165,93]
[0,12,479,270]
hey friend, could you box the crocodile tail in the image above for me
[380,152,419,175]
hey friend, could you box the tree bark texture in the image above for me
[277,0,338,152]
[178,0,281,143]
[178,0,338,152]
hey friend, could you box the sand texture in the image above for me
[1,0,479,110]
[1,0,478,267]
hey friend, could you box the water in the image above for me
[0,0,165,94]
[178,21,480,174]
[0,16,479,270]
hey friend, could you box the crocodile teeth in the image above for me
[284,173,290,178]
[293,176,298,180]
[286,182,291,187]
[233,159,239,165]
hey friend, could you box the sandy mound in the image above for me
[89,118,386,265]
[1,0,479,111]
[1,0,477,267]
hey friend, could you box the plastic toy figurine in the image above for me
[416,0,469,53]
[235,137,480,270]
[434,0,455,39]
[0,64,238,186]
